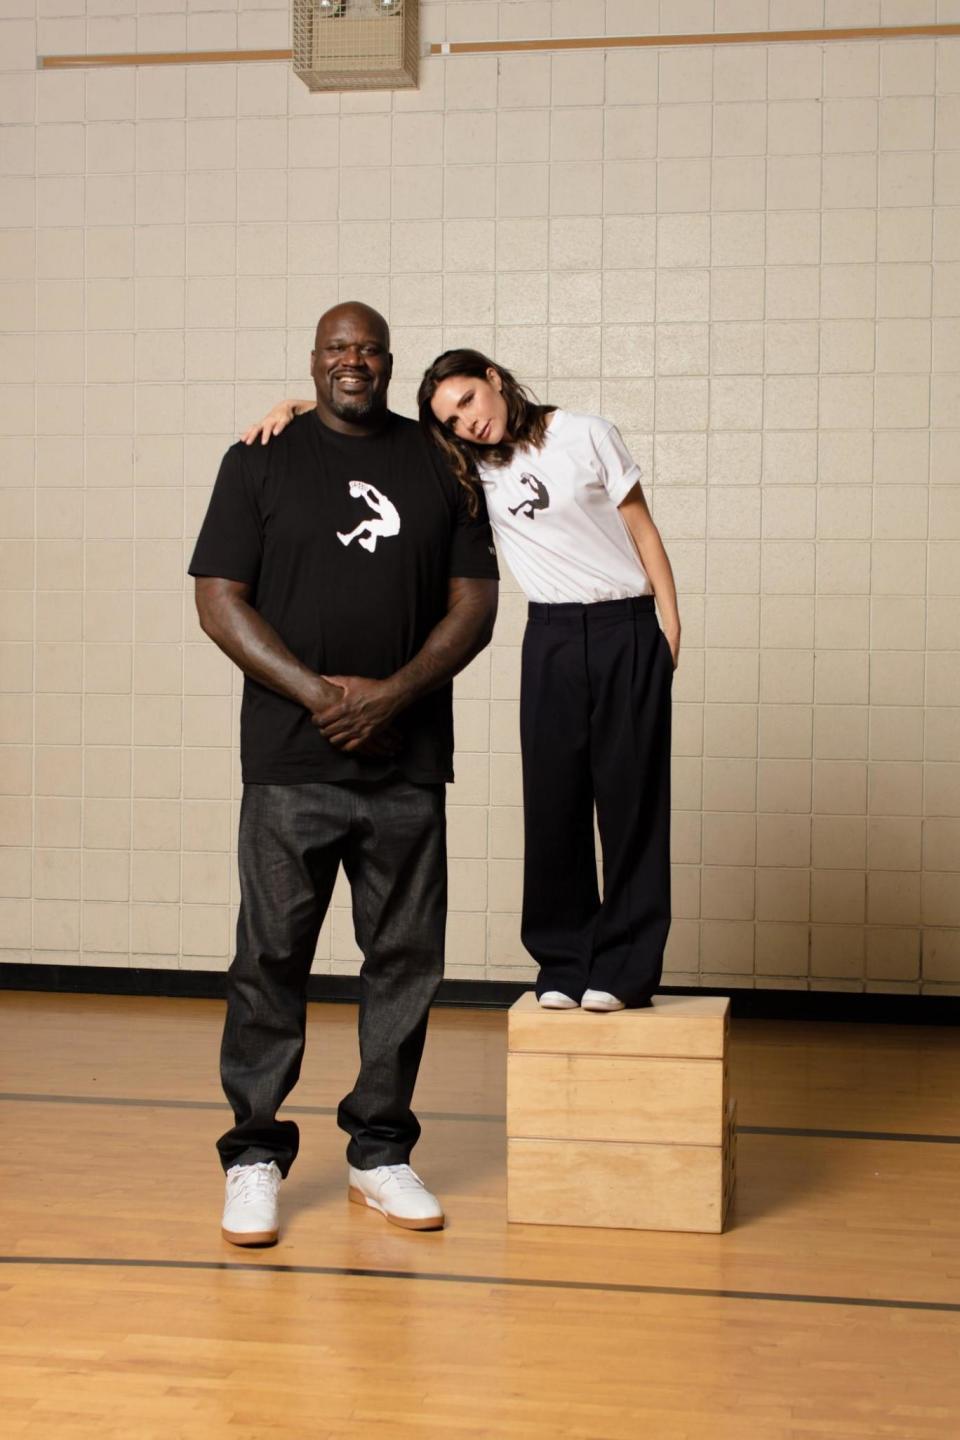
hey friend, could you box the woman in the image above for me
[245,352,679,1012]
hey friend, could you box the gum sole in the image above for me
[348,1186,445,1231]
[221,1227,278,1246]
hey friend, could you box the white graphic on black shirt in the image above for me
[508,472,550,520]
[336,480,401,553]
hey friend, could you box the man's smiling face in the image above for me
[311,303,393,435]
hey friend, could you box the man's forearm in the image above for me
[196,583,336,713]
[314,579,498,752]
[384,580,498,710]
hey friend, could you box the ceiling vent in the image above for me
[293,0,419,91]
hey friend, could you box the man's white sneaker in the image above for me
[538,991,579,1009]
[348,1164,445,1231]
[221,1161,281,1246]
[581,989,625,1012]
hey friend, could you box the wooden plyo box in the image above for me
[507,992,736,1234]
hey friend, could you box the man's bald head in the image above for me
[315,302,390,353]
[311,301,393,435]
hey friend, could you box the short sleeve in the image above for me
[448,477,500,581]
[188,444,264,585]
[596,421,643,507]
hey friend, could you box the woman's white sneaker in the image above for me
[538,991,579,1009]
[348,1164,445,1231]
[581,989,625,1012]
[221,1161,281,1246]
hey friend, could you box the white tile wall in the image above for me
[1,2,959,991]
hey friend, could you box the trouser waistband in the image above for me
[527,594,655,623]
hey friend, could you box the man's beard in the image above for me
[329,391,379,421]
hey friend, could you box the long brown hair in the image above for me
[417,349,555,515]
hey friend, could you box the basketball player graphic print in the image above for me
[337,479,401,553]
[508,472,550,520]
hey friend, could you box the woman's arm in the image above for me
[618,483,681,667]
[241,399,314,446]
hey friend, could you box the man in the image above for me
[189,302,499,1244]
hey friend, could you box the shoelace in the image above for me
[375,1165,423,1193]
[230,1163,278,1200]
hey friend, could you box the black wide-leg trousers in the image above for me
[217,777,446,1176]
[519,594,672,1008]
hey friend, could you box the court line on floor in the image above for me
[2,1093,959,1144]
[0,1092,500,1123]
[2,1253,958,1314]
[737,1124,960,1145]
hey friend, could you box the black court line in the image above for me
[738,1124,960,1146]
[0,1092,501,1124]
[3,1254,958,1315]
[3,1093,960,1145]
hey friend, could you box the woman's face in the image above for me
[430,370,509,447]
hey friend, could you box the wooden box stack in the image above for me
[506,992,736,1233]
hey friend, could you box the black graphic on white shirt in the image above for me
[508,472,550,520]
[337,480,401,553]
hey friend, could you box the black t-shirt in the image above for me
[188,410,498,785]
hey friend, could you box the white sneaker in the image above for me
[348,1164,445,1231]
[581,989,625,1012]
[538,991,579,1009]
[221,1161,281,1246]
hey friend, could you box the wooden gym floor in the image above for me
[1,990,958,1439]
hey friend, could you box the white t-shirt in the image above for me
[476,410,652,604]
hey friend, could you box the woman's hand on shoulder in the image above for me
[241,400,308,446]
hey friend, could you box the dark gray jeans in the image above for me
[217,778,447,1176]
